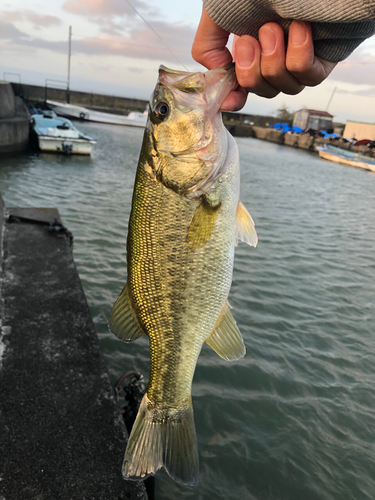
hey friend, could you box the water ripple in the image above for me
[1,129,375,499]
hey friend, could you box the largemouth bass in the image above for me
[109,63,257,486]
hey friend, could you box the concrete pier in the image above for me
[0,195,147,499]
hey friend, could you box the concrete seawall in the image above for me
[0,194,147,499]
[0,82,29,154]
[252,126,375,158]
[13,82,149,114]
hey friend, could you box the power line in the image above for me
[124,0,189,71]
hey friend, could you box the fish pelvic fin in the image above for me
[109,283,146,342]
[205,302,246,361]
[235,200,258,247]
[123,394,199,486]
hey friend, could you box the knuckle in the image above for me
[258,89,280,99]
[287,59,309,76]
[236,72,259,90]
[261,63,283,80]
[191,42,203,64]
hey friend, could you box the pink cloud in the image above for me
[329,47,375,86]
[0,11,22,23]
[63,0,156,19]
[1,18,195,66]
[24,12,62,29]
[0,10,61,29]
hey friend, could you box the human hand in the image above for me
[192,6,337,111]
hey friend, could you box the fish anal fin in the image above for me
[109,283,146,342]
[235,200,258,247]
[187,196,221,250]
[205,303,246,361]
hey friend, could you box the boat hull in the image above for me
[317,145,375,173]
[37,136,94,155]
[47,100,147,128]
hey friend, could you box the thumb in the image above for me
[192,6,232,70]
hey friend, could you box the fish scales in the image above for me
[109,63,258,485]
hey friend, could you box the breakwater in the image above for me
[12,82,149,114]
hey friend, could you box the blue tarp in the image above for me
[270,123,303,134]
[290,126,303,133]
[270,124,338,137]
[320,130,339,139]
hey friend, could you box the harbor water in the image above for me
[1,122,374,500]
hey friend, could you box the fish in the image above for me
[109,63,258,486]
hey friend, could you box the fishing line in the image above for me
[125,0,190,72]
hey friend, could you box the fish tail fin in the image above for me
[123,394,199,486]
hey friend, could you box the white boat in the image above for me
[31,111,96,155]
[46,100,147,128]
[316,144,375,173]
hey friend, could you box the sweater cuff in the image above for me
[204,0,375,62]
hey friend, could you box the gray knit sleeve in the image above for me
[204,0,375,62]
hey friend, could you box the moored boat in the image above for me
[46,100,147,128]
[30,111,96,155]
[316,144,375,172]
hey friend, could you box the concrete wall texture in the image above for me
[0,82,29,154]
[0,82,15,119]
[13,82,149,113]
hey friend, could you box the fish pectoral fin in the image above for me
[235,200,258,247]
[205,303,246,361]
[109,283,146,342]
[187,196,221,250]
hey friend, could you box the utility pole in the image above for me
[67,26,72,103]
[326,86,337,113]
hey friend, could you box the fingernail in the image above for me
[235,39,255,68]
[260,27,276,55]
[289,21,307,45]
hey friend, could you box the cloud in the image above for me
[127,67,145,73]
[328,43,375,86]
[63,0,158,23]
[0,21,26,39]
[0,18,195,66]
[330,59,375,86]
[74,21,195,65]
[0,10,61,30]
[24,12,62,29]
[336,86,375,98]
[63,0,161,38]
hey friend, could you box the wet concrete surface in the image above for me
[0,203,147,500]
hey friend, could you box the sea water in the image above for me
[1,121,374,500]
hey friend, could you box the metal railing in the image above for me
[3,72,21,84]
[44,79,68,102]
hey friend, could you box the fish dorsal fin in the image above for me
[205,303,246,361]
[235,200,258,247]
[187,197,221,250]
[109,283,146,342]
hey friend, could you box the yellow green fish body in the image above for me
[109,64,257,485]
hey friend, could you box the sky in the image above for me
[1,0,374,124]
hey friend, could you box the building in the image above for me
[293,109,333,131]
[343,121,375,140]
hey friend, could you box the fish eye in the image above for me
[154,102,170,119]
